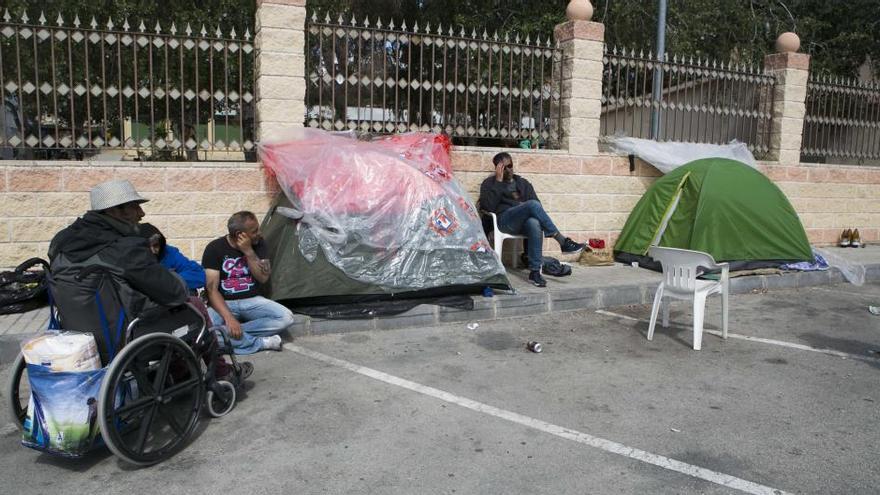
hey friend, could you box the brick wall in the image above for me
[449,149,880,255]
[1,154,878,268]
[0,161,277,267]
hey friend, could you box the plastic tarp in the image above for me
[258,129,507,291]
[606,135,758,174]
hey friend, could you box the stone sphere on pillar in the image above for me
[775,32,800,53]
[566,0,594,21]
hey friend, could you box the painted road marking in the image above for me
[285,343,791,495]
[596,309,880,363]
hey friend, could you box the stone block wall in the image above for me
[0,161,277,267]
[0,155,878,267]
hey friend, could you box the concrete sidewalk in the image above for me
[1,246,878,348]
[284,245,880,336]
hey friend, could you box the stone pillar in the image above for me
[254,0,307,142]
[764,33,810,164]
[553,19,605,156]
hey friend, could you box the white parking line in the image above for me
[596,309,880,363]
[285,343,791,495]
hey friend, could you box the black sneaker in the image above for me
[528,270,547,287]
[560,237,586,254]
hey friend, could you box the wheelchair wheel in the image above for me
[5,353,28,430]
[205,380,236,418]
[98,333,204,466]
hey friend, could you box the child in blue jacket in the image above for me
[140,223,206,292]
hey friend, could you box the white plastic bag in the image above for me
[606,135,758,174]
[21,331,101,372]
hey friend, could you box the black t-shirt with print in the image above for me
[201,236,268,300]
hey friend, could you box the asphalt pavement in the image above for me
[1,283,879,494]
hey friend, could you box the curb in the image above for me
[287,263,880,337]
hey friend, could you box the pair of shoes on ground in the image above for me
[261,334,283,351]
[840,228,862,247]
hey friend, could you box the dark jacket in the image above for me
[48,212,187,362]
[478,174,540,217]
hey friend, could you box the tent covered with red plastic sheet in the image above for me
[258,129,510,307]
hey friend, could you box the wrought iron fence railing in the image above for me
[601,47,776,156]
[801,76,880,164]
[0,9,255,161]
[306,14,563,148]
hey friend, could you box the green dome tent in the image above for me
[614,158,812,265]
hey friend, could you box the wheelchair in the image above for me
[6,266,249,466]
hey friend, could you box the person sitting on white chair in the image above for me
[478,152,586,287]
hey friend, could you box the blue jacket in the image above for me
[161,245,206,290]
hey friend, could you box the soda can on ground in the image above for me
[526,341,542,353]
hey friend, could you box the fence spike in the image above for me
[337,13,344,25]
[38,11,46,25]
[244,27,251,40]
[323,12,330,23]
[106,17,114,29]
[535,34,543,46]
[229,26,236,38]
[525,33,531,45]
[436,22,443,35]
[200,24,207,37]
[215,25,222,38]
[413,21,419,32]
[376,17,383,29]
[689,55,694,65]
[2,9,9,23]
[364,15,371,28]
[515,33,520,44]
[401,20,408,31]
[460,26,466,37]
[503,32,509,43]
[492,30,498,41]
[481,28,488,39]
[138,20,146,32]
[73,14,81,28]
[90,16,97,29]
[472,28,477,39]
[184,22,192,36]
[448,25,454,36]
[21,11,29,24]
[155,21,162,34]
[310,11,317,22]
[123,18,130,31]
[169,22,177,34]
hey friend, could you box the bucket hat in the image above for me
[89,179,149,211]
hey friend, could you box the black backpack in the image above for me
[0,258,49,315]
[542,256,572,277]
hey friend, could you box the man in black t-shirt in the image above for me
[478,152,586,288]
[202,211,295,354]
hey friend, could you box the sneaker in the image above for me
[560,237,586,254]
[528,270,547,287]
[261,335,283,351]
[840,228,852,247]
[851,228,861,248]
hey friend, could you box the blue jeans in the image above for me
[208,296,296,355]
[498,200,560,271]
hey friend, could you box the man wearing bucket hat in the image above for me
[48,179,189,361]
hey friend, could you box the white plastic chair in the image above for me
[488,212,527,267]
[647,246,729,350]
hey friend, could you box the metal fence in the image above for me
[801,76,880,164]
[601,47,776,155]
[306,13,563,148]
[0,10,255,161]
